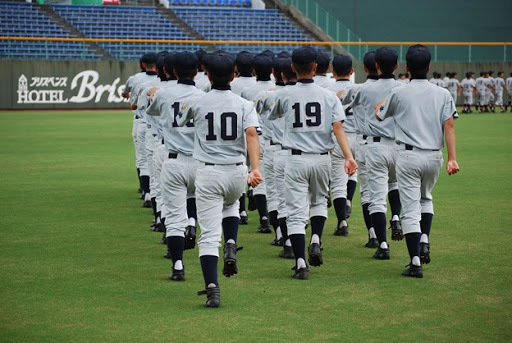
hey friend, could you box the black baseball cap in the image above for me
[206,51,236,76]
[406,44,431,73]
[332,54,352,75]
[173,51,199,72]
[261,49,275,59]
[141,52,157,65]
[292,46,317,64]
[195,49,207,63]
[363,51,376,73]
[277,51,290,58]
[375,46,398,68]
[236,51,254,66]
[316,51,330,66]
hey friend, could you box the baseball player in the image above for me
[240,53,276,234]
[443,72,450,85]
[429,72,445,88]
[350,46,404,261]
[446,72,461,105]
[506,72,512,112]
[460,72,476,113]
[475,72,487,112]
[484,71,495,113]
[376,44,460,278]
[230,51,256,225]
[177,51,262,308]
[327,54,358,237]
[122,56,146,195]
[268,46,357,280]
[488,71,496,112]
[341,51,379,248]
[494,71,508,112]
[129,53,158,208]
[259,57,297,258]
[147,51,205,281]
[313,51,336,88]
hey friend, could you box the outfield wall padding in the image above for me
[1,60,511,109]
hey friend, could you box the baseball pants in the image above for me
[153,142,167,214]
[273,147,289,219]
[263,139,278,213]
[330,143,348,200]
[366,137,398,215]
[136,122,148,176]
[356,134,371,205]
[495,90,504,106]
[161,154,198,238]
[252,135,267,196]
[285,152,331,236]
[463,92,474,105]
[196,163,248,257]
[396,147,443,235]
[145,128,159,198]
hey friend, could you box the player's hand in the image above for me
[446,160,460,175]
[147,87,158,98]
[336,89,347,99]
[248,169,263,188]
[344,158,358,176]
[121,92,129,99]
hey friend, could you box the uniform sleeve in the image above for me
[243,100,260,130]
[330,92,345,123]
[441,90,457,122]
[123,76,133,95]
[268,96,285,120]
[377,91,397,121]
[342,87,359,107]
[137,86,151,113]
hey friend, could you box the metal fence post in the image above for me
[469,44,471,62]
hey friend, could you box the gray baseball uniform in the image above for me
[377,79,455,235]
[494,77,505,106]
[461,78,476,105]
[231,76,257,96]
[178,87,259,258]
[313,75,336,88]
[446,78,460,104]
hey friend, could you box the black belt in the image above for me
[373,137,381,142]
[152,134,157,137]
[205,162,243,166]
[270,140,277,145]
[161,139,164,145]
[362,135,368,140]
[291,149,328,156]
[403,144,439,152]
[168,153,178,159]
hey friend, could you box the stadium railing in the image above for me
[1,37,511,62]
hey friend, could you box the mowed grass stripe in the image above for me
[0,111,510,342]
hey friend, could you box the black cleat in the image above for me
[152,222,164,232]
[198,286,220,308]
[420,242,431,264]
[270,237,283,246]
[402,264,423,278]
[240,214,248,225]
[278,245,295,259]
[169,268,185,281]
[333,223,348,236]
[365,238,379,248]
[223,243,242,277]
[308,243,323,267]
[163,251,171,259]
[389,220,404,241]
[291,266,309,280]
[257,219,272,234]
[247,189,256,211]
[184,226,196,250]
[373,246,390,260]
[161,233,166,244]
[142,200,152,208]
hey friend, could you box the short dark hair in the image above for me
[209,73,234,86]
[363,51,377,74]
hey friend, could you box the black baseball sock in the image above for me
[200,255,218,287]
[310,216,326,241]
[388,189,401,218]
[420,213,433,237]
[333,197,347,225]
[254,194,268,221]
[140,175,150,195]
[186,198,197,221]
[137,168,141,189]
[168,236,185,265]
[289,234,306,262]
[151,197,157,220]
[362,203,372,231]
[268,210,279,232]
[279,217,288,241]
[222,216,239,243]
[405,232,421,261]
[371,212,387,244]
[238,194,246,213]
[347,180,357,201]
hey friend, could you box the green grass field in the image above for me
[0,110,511,342]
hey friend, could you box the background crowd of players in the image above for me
[400,70,512,114]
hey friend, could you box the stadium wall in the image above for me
[1,59,511,109]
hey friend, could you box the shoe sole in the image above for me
[402,271,423,278]
[223,259,237,277]
[308,252,323,267]
[420,253,431,264]
[391,230,404,241]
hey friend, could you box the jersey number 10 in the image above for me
[205,112,238,141]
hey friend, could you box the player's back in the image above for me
[241,80,274,102]
[231,76,257,96]
[272,81,343,153]
[507,76,512,90]
[313,75,336,88]
[461,78,476,94]
[328,80,359,133]
[186,89,257,164]
[383,80,454,150]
